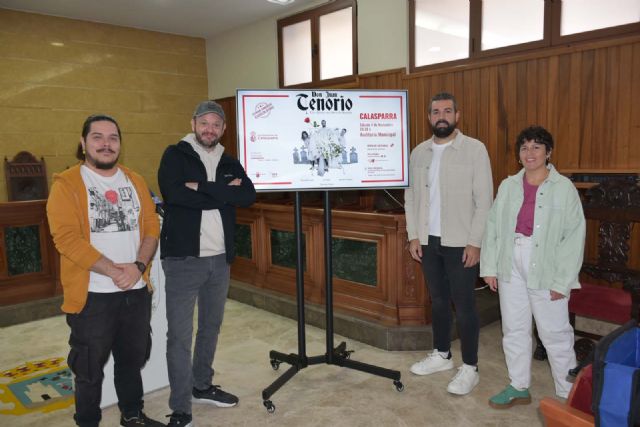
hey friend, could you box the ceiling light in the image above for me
[267,0,295,5]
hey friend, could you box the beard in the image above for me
[431,119,456,138]
[195,131,220,149]
[86,149,119,170]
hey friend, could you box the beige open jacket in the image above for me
[404,130,494,247]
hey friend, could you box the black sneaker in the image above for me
[166,412,192,427]
[120,411,165,427]
[192,385,238,407]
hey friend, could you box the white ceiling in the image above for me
[0,0,320,39]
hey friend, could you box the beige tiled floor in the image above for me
[1,299,561,426]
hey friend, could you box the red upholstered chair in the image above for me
[539,365,594,427]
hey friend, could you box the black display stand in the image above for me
[261,191,403,413]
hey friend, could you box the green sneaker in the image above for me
[488,385,532,409]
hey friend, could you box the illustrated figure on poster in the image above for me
[292,147,300,164]
[301,130,319,171]
[338,128,348,164]
[300,119,348,175]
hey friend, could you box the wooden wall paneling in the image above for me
[515,61,529,136]
[536,58,549,129]
[607,46,620,166]
[413,77,425,147]
[555,52,574,169]
[501,62,519,177]
[419,75,427,146]
[477,67,490,148]
[630,43,640,168]
[592,49,608,168]
[578,50,595,168]
[470,68,482,138]
[545,54,559,159]
[615,44,632,167]
[453,71,465,115]
[525,59,538,127]
[565,52,583,170]
[486,65,501,191]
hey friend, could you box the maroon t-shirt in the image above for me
[515,176,538,236]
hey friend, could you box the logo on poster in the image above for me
[250,131,257,142]
[253,102,274,118]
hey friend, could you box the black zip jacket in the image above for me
[158,140,256,263]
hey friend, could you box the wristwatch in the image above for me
[134,261,146,273]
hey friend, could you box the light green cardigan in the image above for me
[479,165,586,296]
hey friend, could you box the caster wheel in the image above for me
[263,400,275,414]
[341,350,353,359]
[270,359,280,370]
[394,380,404,392]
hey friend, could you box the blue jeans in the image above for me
[421,236,480,366]
[66,288,152,427]
[163,254,230,413]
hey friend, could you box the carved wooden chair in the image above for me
[4,151,48,201]
[534,178,640,362]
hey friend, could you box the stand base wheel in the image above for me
[394,380,404,392]
[270,359,280,370]
[340,350,353,359]
[263,400,275,413]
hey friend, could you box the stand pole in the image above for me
[261,192,403,414]
[324,191,334,363]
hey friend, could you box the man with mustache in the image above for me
[158,100,256,427]
[404,92,493,396]
[47,115,163,426]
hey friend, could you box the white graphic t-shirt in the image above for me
[80,165,144,292]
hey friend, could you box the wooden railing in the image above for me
[0,200,61,306]
[231,202,429,326]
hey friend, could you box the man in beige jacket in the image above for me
[404,92,493,396]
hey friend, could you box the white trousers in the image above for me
[498,234,577,398]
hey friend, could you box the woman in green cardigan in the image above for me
[480,125,586,408]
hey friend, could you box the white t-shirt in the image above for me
[80,165,144,293]
[428,141,452,237]
[186,135,226,257]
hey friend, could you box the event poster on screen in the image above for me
[236,89,409,192]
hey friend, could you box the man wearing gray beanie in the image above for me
[158,100,256,427]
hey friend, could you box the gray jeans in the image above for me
[162,254,230,413]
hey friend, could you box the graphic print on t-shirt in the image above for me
[87,185,140,233]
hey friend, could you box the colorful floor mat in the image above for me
[0,357,74,415]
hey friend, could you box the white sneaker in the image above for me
[446,364,479,395]
[410,349,454,376]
